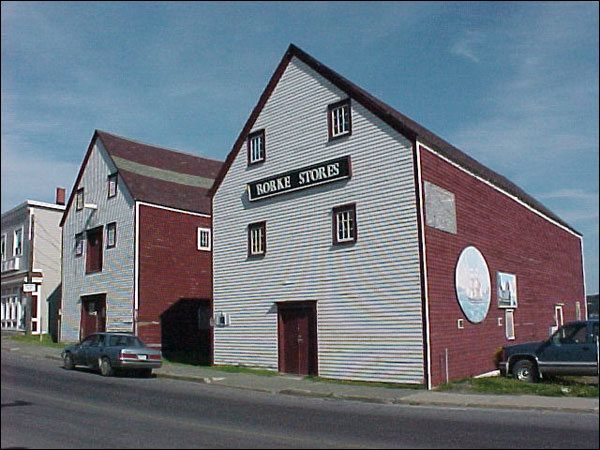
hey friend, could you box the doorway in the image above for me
[278,302,318,376]
[80,294,106,340]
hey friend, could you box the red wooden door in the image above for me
[80,295,106,340]
[278,303,317,376]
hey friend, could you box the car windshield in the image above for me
[108,335,144,348]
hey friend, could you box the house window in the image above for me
[13,228,23,256]
[1,234,6,260]
[328,99,351,139]
[76,188,84,211]
[107,174,118,198]
[505,309,515,340]
[332,204,357,245]
[86,226,103,274]
[106,223,117,249]
[75,233,84,257]
[248,222,266,257]
[248,130,265,165]
[197,227,211,251]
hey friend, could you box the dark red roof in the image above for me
[61,131,222,225]
[211,44,579,236]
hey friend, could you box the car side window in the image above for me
[80,337,94,347]
[553,323,586,345]
[591,323,599,344]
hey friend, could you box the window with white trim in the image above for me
[328,99,351,139]
[332,204,357,245]
[505,309,515,340]
[13,228,23,256]
[197,227,211,251]
[248,222,266,256]
[1,234,6,260]
[248,130,265,165]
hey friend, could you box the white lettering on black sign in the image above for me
[248,156,351,201]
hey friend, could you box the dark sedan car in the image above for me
[497,319,599,382]
[61,332,162,377]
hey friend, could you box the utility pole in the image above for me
[25,213,35,335]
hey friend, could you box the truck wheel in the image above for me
[512,359,538,383]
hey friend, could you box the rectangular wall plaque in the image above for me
[247,156,351,201]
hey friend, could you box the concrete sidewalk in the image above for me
[2,337,598,414]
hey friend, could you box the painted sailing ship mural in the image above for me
[455,246,491,323]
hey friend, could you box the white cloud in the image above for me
[450,31,485,63]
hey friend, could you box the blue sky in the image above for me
[2,1,598,294]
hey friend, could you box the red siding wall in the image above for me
[419,145,585,386]
[137,204,212,346]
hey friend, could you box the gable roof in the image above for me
[61,130,222,226]
[210,44,579,236]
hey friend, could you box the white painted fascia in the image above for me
[417,142,582,239]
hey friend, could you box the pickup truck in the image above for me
[497,319,599,382]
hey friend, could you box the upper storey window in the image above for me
[13,228,23,256]
[107,174,118,198]
[328,99,351,140]
[247,130,265,166]
[76,188,84,211]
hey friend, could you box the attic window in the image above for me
[107,174,118,198]
[248,130,265,165]
[76,188,84,211]
[328,99,351,140]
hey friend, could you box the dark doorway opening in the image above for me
[80,294,106,340]
[278,301,318,376]
[160,299,212,365]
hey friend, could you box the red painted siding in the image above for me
[419,145,585,386]
[137,204,212,347]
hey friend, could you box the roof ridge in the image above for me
[95,129,222,164]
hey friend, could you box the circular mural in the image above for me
[455,246,491,323]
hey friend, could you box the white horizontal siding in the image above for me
[213,57,424,384]
[60,141,135,342]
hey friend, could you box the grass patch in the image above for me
[210,365,279,377]
[5,334,66,348]
[305,376,424,390]
[437,375,599,398]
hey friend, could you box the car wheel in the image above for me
[63,353,75,370]
[99,357,113,377]
[511,359,538,383]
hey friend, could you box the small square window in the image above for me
[76,188,84,211]
[197,227,211,251]
[106,223,117,249]
[75,233,84,257]
[107,174,118,198]
[332,203,357,245]
[247,130,266,165]
[248,222,266,257]
[328,99,351,140]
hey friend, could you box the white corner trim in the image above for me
[417,142,582,239]
[415,142,432,391]
[134,202,140,332]
[136,201,211,218]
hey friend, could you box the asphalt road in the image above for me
[2,351,598,449]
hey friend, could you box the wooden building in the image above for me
[1,192,65,337]
[210,44,585,388]
[60,130,221,363]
